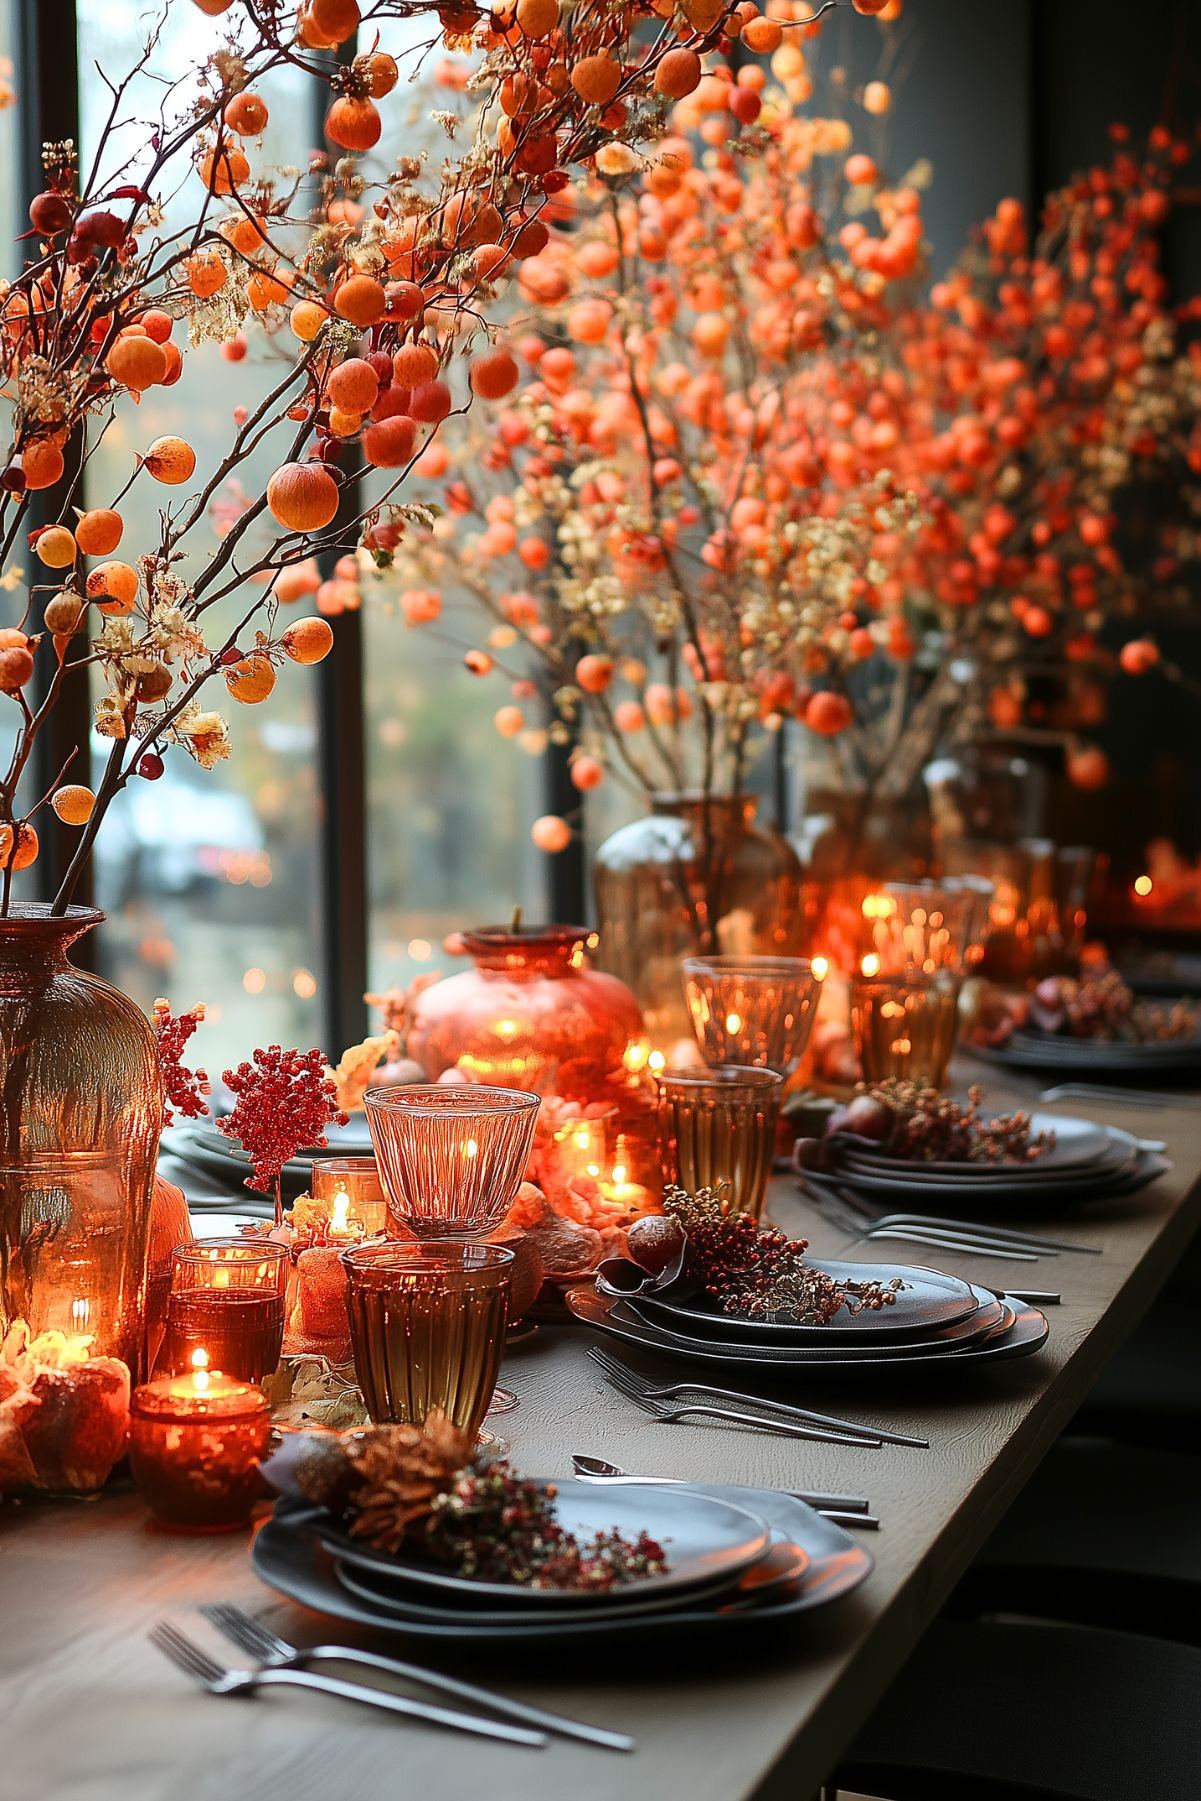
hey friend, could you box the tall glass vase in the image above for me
[593,793,804,1053]
[0,906,162,1379]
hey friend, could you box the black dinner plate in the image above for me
[970,1036,1201,1080]
[251,1486,873,1644]
[823,1145,1167,1208]
[331,1532,809,1625]
[606,1258,981,1344]
[839,1114,1113,1178]
[616,1290,1010,1361]
[308,1479,773,1607]
[567,1284,1047,1373]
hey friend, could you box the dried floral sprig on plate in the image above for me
[218,1045,348,1221]
[607,1186,900,1322]
[819,1082,1054,1166]
[152,998,210,1128]
[294,1411,669,1589]
[1027,972,1197,1045]
[658,1185,900,1322]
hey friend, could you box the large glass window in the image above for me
[78,4,327,1069]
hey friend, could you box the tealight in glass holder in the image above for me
[363,1085,540,1239]
[342,1241,513,1439]
[682,955,822,1076]
[851,970,962,1088]
[655,1065,783,1222]
[129,1351,271,1533]
[155,1237,287,1385]
[311,1156,389,1236]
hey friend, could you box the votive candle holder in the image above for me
[655,1065,783,1221]
[129,1355,270,1532]
[342,1241,513,1438]
[156,1236,287,1385]
[311,1156,389,1235]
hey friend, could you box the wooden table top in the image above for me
[3,1062,1198,1801]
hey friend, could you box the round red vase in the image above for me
[406,925,645,1103]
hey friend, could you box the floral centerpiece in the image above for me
[0,0,789,1375]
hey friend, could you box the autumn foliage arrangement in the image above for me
[1,0,816,909]
[380,49,1199,850]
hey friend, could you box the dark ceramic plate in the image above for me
[620,1258,982,1344]
[567,1284,1047,1373]
[616,1289,1010,1362]
[332,1532,809,1625]
[837,1134,1136,1190]
[826,1145,1166,1207]
[251,1486,872,1644]
[842,1113,1110,1177]
[970,1037,1201,1080]
[311,1478,772,1607]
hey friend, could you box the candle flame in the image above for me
[724,1011,742,1035]
[573,1127,591,1150]
[331,1187,350,1232]
[860,952,881,978]
[622,1039,650,1073]
[191,1347,210,1394]
[464,1137,478,1159]
[70,1298,90,1330]
[647,1049,666,1073]
[1134,874,1153,896]
[811,955,828,981]
[611,1163,628,1185]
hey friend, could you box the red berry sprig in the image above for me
[152,998,210,1128]
[218,1045,348,1199]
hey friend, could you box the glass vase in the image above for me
[594,793,804,1054]
[0,906,162,1379]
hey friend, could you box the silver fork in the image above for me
[590,1346,927,1450]
[200,1605,632,1753]
[1039,1082,1195,1110]
[802,1176,1094,1258]
[149,1621,547,1747]
[590,1346,884,1449]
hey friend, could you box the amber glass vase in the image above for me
[0,907,162,1378]
[594,794,804,1052]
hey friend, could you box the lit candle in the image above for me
[128,1349,271,1532]
[311,1157,389,1235]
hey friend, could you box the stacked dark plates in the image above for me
[805,1114,1166,1213]
[252,1479,873,1645]
[567,1259,1048,1374]
[163,1112,374,1202]
[970,1020,1201,1083]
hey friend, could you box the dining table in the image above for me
[3,1054,1198,1801]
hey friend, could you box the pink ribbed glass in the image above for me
[363,1085,540,1239]
[683,956,821,1075]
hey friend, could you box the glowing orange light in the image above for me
[860,952,881,978]
[811,955,829,981]
[1134,875,1153,897]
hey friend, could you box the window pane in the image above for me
[364,583,545,997]
[77,4,326,1069]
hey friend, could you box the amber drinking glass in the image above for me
[311,1156,389,1235]
[656,1066,783,1222]
[683,956,821,1076]
[342,1241,513,1437]
[851,972,962,1088]
[860,881,989,978]
[363,1085,540,1239]
[156,1237,287,1384]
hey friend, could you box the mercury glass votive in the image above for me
[851,970,962,1088]
[311,1156,389,1235]
[129,1354,270,1532]
[363,1085,540,1239]
[655,1065,783,1221]
[342,1241,513,1437]
[682,955,821,1076]
[156,1237,287,1384]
